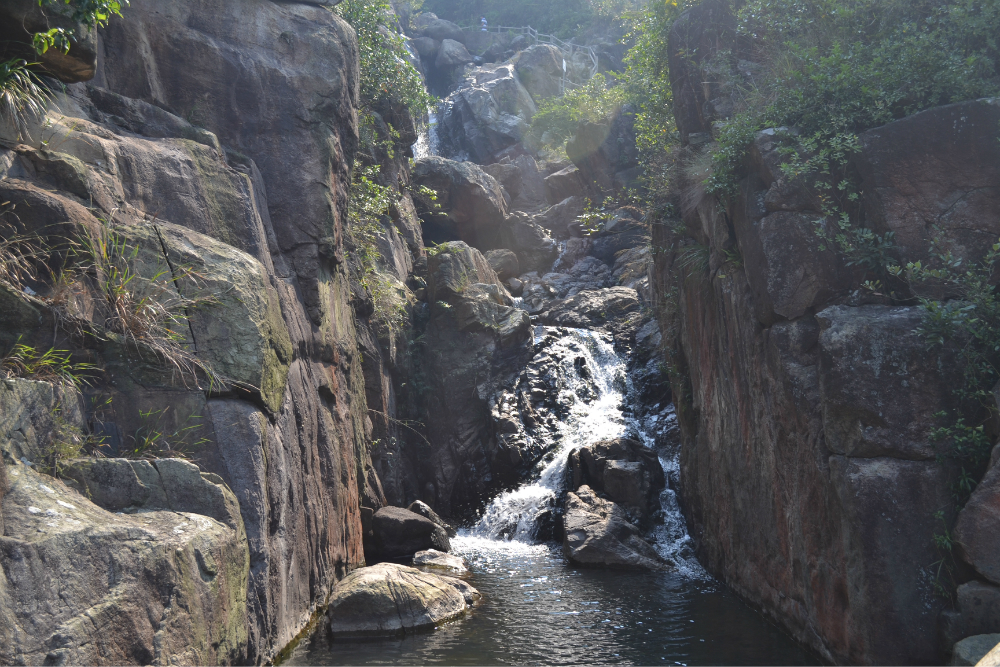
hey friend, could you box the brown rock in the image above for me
[854,98,1000,270]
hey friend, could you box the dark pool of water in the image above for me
[285,537,819,666]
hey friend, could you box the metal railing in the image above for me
[460,24,599,94]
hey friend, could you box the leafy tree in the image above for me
[32,0,129,54]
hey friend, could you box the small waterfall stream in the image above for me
[472,327,628,541]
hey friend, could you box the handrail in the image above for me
[457,23,600,94]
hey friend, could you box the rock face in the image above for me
[416,243,533,515]
[653,9,1000,663]
[562,485,670,571]
[1,461,249,665]
[370,506,451,560]
[326,562,476,638]
[0,0,377,662]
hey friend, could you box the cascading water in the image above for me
[411,109,439,159]
[472,326,628,541]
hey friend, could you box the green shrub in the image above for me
[0,339,94,388]
[334,0,434,117]
[529,73,626,152]
[0,59,51,139]
[32,0,129,54]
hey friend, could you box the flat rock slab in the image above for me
[414,549,467,572]
[327,563,477,638]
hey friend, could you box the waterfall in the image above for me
[472,327,628,540]
[411,108,439,159]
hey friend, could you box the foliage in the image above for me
[0,339,94,388]
[529,73,626,151]
[82,222,220,387]
[334,0,434,117]
[346,163,409,333]
[707,0,1000,197]
[125,407,208,459]
[32,0,128,54]
[578,196,615,235]
[0,59,51,139]
[0,218,48,289]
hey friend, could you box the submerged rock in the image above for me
[562,485,670,571]
[413,549,467,572]
[326,563,476,637]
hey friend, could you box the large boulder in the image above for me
[413,549,466,572]
[407,499,457,537]
[568,438,665,523]
[0,462,249,665]
[371,506,451,560]
[535,196,585,239]
[326,563,476,638]
[485,249,520,281]
[565,108,639,193]
[514,44,564,103]
[435,38,473,69]
[412,156,509,248]
[411,12,464,42]
[562,485,670,571]
[543,165,586,205]
[437,63,537,163]
[952,635,1000,666]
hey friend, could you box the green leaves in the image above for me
[33,0,128,53]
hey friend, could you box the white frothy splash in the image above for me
[472,327,628,541]
[411,108,439,159]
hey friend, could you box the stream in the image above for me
[285,328,818,666]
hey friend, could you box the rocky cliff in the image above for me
[652,3,1000,664]
[0,0,375,662]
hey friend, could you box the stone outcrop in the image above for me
[326,562,477,638]
[562,485,670,571]
[0,0,377,661]
[653,7,1000,662]
[1,461,249,665]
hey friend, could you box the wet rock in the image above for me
[0,463,249,665]
[544,165,586,205]
[956,463,1000,585]
[568,437,665,523]
[407,499,458,537]
[437,63,537,162]
[419,243,533,515]
[536,286,642,340]
[436,38,473,69]
[486,249,521,281]
[371,506,451,560]
[952,635,1000,666]
[561,485,670,571]
[413,549,466,571]
[326,563,474,638]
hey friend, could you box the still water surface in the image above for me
[286,536,819,666]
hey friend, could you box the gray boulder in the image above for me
[514,44,564,103]
[568,437,665,523]
[535,196,585,239]
[562,485,670,571]
[544,165,586,205]
[412,156,509,248]
[437,63,537,162]
[486,249,521,281]
[371,506,451,560]
[410,36,439,60]
[326,563,476,637]
[436,38,473,69]
[956,463,1000,585]
[411,12,464,42]
[413,549,467,571]
[952,635,1000,666]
